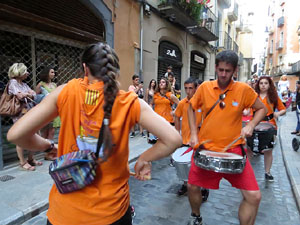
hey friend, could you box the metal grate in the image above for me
[0,175,15,182]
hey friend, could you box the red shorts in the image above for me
[188,146,259,191]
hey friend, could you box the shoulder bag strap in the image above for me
[95,119,105,159]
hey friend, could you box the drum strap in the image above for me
[262,113,274,121]
[240,144,246,158]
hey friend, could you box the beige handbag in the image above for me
[0,84,23,117]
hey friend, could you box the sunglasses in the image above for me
[219,93,226,109]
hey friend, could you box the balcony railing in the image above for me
[278,16,284,27]
[233,41,239,53]
[268,25,274,35]
[276,41,283,50]
[158,0,218,42]
[292,60,300,73]
[268,47,273,55]
[228,2,239,22]
[224,31,232,50]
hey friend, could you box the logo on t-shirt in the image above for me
[232,100,239,107]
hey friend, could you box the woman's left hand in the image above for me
[134,158,151,181]
[274,112,280,119]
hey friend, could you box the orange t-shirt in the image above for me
[258,96,286,127]
[47,77,140,225]
[175,97,202,145]
[190,80,258,152]
[153,92,174,123]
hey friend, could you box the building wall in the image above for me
[142,12,215,97]
[103,0,140,91]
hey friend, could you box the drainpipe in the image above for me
[0,116,3,170]
[139,1,144,81]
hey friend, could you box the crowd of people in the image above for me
[2,44,296,225]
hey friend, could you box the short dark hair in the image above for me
[168,72,174,77]
[184,77,197,88]
[132,74,139,80]
[297,80,300,85]
[167,65,173,70]
[216,50,238,69]
[196,79,203,86]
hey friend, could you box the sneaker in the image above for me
[130,205,136,218]
[169,158,174,167]
[177,184,188,196]
[187,214,203,225]
[141,132,146,138]
[201,188,209,202]
[130,132,135,138]
[265,173,274,182]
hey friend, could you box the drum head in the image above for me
[255,122,275,131]
[172,147,193,163]
[199,150,242,159]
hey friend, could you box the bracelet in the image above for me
[44,139,55,153]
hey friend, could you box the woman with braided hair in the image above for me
[7,42,182,225]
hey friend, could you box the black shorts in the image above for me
[47,206,132,225]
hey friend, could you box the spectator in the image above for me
[145,79,156,107]
[278,74,290,96]
[7,63,42,171]
[36,66,60,161]
[168,72,181,99]
[291,80,300,135]
[164,65,173,78]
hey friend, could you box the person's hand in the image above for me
[189,133,199,147]
[241,123,254,138]
[274,112,280,119]
[16,92,25,100]
[138,83,143,89]
[242,108,250,116]
[134,158,151,181]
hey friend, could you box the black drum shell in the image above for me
[247,128,277,152]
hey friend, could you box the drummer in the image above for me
[187,50,267,225]
[174,78,209,200]
[253,75,286,182]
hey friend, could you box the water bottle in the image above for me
[253,133,259,153]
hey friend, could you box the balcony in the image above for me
[268,25,274,35]
[292,60,300,73]
[224,31,232,50]
[227,2,239,22]
[233,41,239,53]
[276,41,283,50]
[158,0,218,42]
[277,16,284,27]
[268,47,273,55]
[221,0,231,9]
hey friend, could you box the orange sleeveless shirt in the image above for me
[47,77,140,225]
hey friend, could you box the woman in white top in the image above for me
[278,75,290,95]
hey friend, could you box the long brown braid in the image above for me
[81,42,120,161]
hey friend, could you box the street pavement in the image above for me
[0,112,300,225]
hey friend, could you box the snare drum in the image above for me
[246,122,277,153]
[172,147,193,181]
[194,149,246,174]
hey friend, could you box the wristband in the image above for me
[44,139,55,153]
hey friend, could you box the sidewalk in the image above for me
[278,111,300,210]
[0,135,151,225]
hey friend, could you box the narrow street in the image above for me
[25,136,300,225]
[128,141,300,225]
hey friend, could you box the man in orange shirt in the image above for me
[187,50,267,225]
[174,78,208,200]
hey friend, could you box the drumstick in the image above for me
[222,136,243,152]
[130,171,151,180]
[194,139,211,150]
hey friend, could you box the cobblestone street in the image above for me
[128,141,300,225]
[23,136,300,225]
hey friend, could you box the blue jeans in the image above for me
[296,110,300,132]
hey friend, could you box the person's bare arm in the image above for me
[134,99,182,180]
[35,83,42,94]
[7,85,66,151]
[170,94,179,105]
[188,104,198,147]
[241,98,267,138]
[174,116,181,133]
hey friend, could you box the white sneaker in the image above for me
[187,215,203,225]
